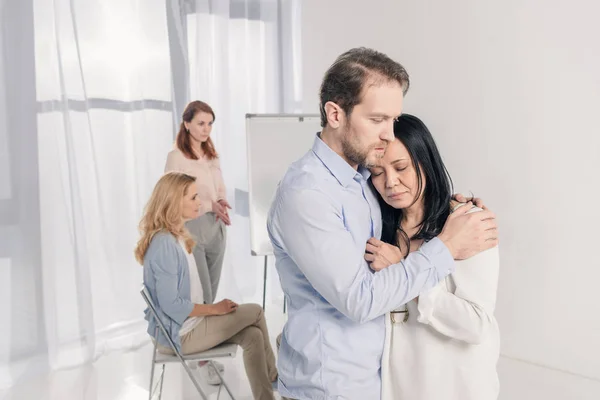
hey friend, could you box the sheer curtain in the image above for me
[0,0,301,391]
[32,0,174,371]
[3,0,174,389]
[169,0,303,310]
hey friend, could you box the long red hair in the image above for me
[175,101,218,160]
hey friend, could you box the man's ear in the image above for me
[323,101,344,129]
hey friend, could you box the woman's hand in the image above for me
[364,237,403,271]
[218,199,232,210]
[211,299,238,315]
[212,200,231,226]
[452,193,487,210]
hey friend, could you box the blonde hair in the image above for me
[134,172,197,264]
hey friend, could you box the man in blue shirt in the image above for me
[267,47,498,400]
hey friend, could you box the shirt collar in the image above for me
[311,133,371,187]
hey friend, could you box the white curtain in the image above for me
[169,0,303,311]
[0,0,302,390]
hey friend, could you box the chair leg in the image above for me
[180,358,209,400]
[148,366,155,400]
[149,340,158,400]
[216,382,223,400]
[208,361,236,400]
[158,364,165,400]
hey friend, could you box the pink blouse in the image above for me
[164,148,227,216]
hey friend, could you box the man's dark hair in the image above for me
[319,47,410,127]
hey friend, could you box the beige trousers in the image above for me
[159,304,277,400]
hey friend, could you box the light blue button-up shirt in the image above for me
[267,134,455,400]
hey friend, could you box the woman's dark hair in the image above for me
[374,114,454,253]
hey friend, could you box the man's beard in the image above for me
[341,131,385,168]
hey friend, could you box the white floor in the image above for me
[3,307,600,400]
[2,341,274,400]
[2,306,287,400]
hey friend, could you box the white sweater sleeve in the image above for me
[416,208,500,345]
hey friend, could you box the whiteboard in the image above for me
[246,114,321,256]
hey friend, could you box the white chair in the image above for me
[141,286,239,400]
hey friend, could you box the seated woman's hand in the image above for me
[212,299,238,315]
[364,237,403,271]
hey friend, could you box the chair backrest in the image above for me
[140,285,182,357]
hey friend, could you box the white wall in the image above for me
[301,1,600,399]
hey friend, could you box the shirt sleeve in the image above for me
[272,187,455,324]
[164,150,182,173]
[212,157,227,201]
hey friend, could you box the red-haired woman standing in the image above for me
[165,101,231,307]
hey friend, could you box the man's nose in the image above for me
[381,122,394,142]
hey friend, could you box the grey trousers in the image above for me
[185,212,226,304]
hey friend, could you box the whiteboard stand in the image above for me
[251,252,284,313]
[249,252,279,313]
[262,254,267,310]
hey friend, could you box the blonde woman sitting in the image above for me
[135,172,278,400]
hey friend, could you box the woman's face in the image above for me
[369,138,424,209]
[181,182,201,221]
[185,111,214,144]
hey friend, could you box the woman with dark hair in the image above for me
[365,114,500,400]
[165,100,230,306]
[165,100,232,378]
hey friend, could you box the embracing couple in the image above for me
[267,47,500,400]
